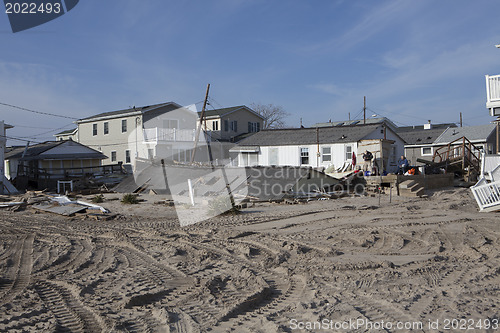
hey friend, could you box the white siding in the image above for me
[248,143,358,169]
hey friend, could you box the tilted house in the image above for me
[230,123,405,173]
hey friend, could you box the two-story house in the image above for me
[76,102,202,169]
[73,103,264,169]
[199,105,264,142]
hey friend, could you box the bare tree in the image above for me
[250,103,290,129]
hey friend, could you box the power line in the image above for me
[19,123,75,139]
[0,101,78,120]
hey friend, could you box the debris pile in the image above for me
[0,191,113,218]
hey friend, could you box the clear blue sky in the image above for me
[1,0,500,143]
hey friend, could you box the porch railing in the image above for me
[486,74,500,103]
[471,179,500,211]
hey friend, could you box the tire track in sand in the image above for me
[0,233,34,304]
[35,280,105,332]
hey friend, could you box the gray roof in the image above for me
[398,128,450,145]
[313,117,398,130]
[236,124,382,146]
[199,105,264,119]
[396,123,456,133]
[434,124,497,144]
[78,102,181,123]
[5,140,106,161]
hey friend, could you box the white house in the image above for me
[230,123,405,173]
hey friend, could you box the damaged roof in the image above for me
[235,124,383,146]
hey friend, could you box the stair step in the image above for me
[399,180,417,189]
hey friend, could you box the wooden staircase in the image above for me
[429,136,481,182]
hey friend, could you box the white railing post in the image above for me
[486,75,491,103]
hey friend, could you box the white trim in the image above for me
[421,146,433,156]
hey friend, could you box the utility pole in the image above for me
[460,112,463,127]
[316,127,320,167]
[191,83,210,163]
[363,96,366,125]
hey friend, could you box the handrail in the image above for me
[432,136,481,166]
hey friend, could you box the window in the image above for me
[148,148,154,159]
[241,152,259,166]
[92,124,97,136]
[173,149,188,162]
[322,147,331,162]
[224,119,229,132]
[163,119,178,129]
[300,148,309,165]
[422,147,433,156]
[345,145,352,160]
[125,150,131,163]
[230,120,238,132]
[104,122,109,135]
[269,148,279,165]
[122,119,127,133]
[111,151,117,162]
[248,122,260,133]
[212,121,219,131]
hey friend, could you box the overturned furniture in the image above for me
[471,153,500,212]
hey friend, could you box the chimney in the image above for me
[423,120,432,130]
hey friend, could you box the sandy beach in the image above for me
[0,187,498,332]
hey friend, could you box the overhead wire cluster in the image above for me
[0,100,207,146]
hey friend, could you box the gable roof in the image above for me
[236,124,385,147]
[199,105,264,119]
[55,128,78,136]
[433,124,497,144]
[398,128,450,145]
[5,140,106,161]
[78,102,182,123]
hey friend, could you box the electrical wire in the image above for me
[0,101,78,120]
